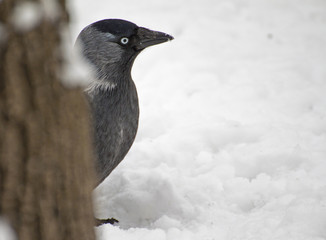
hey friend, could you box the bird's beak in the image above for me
[134,27,174,51]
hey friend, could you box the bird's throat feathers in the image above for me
[85,79,118,95]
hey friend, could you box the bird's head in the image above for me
[75,19,173,81]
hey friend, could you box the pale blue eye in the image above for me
[120,37,129,44]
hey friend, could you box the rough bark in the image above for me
[0,1,96,240]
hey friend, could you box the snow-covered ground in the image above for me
[69,0,326,239]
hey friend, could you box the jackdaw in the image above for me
[75,19,173,186]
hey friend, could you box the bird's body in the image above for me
[76,19,173,186]
[86,78,139,183]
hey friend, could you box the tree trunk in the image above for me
[0,1,96,240]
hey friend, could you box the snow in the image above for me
[11,2,42,32]
[10,0,60,32]
[68,0,326,239]
[0,218,16,240]
[60,28,95,88]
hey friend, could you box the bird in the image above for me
[75,19,173,187]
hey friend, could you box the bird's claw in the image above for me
[95,217,119,226]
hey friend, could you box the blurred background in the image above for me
[68,0,326,239]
